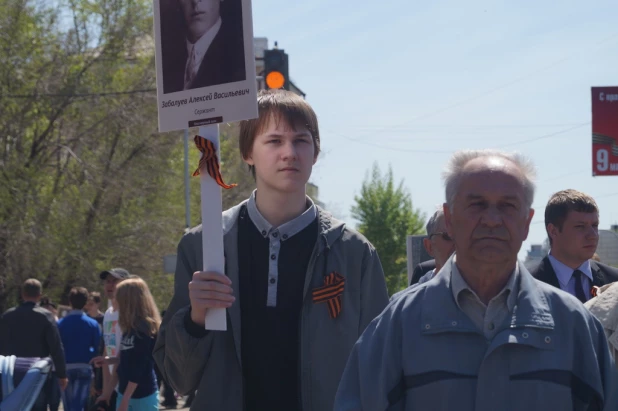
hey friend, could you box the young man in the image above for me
[154,89,389,411]
[58,287,101,411]
[0,279,68,411]
[94,268,130,410]
[85,291,105,325]
[531,189,618,302]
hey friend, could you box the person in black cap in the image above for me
[92,268,130,411]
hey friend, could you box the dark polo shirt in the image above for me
[239,192,318,411]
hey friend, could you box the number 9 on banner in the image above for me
[596,148,609,172]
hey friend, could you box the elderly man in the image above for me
[410,209,456,285]
[335,150,618,411]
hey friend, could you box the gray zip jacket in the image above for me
[335,258,618,411]
[153,201,389,411]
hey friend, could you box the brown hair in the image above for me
[115,278,161,336]
[69,287,89,310]
[22,278,42,298]
[545,189,598,244]
[88,291,101,305]
[238,89,320,176]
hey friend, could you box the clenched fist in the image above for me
[189,271,235,325]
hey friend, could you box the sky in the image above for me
[251,0,618,259]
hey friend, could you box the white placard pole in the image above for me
[198,124,227,331]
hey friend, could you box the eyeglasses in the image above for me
[429,232,452,241]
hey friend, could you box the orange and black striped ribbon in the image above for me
[312,272,345,319]
[192,135,237,189]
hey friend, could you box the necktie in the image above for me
[184,45,196,89]
[573,270,587,303]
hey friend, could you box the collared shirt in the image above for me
[548,253,592,301]
[417,269,435,285]
[247,190,317,307]
[451,259,519,339]
[184,17,222,90]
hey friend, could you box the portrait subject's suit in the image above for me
[162,18,246,94]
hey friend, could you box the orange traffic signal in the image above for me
[266,71,285,89]
[264,49,289,90]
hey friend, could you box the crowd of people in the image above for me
[0,270,176,411]
[2,89,618,411]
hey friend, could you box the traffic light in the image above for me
[264,49,289,90]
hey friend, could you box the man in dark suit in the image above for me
[531,189,618,302]
[409,209,455,286]
[410,260,436,285]
[162,0,246,94]
[0,278,68,411]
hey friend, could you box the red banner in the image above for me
[592,87,618,176]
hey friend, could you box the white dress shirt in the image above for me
[184,17,222,90]
[548,253,593,301]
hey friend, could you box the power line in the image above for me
[327,122,590,153]
[329,131,452,154]
[1,88,156,98]
[344,122,587,130]
[350,31,618,140]
[498,123,589,148]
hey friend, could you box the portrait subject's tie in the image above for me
[184,45,197,89]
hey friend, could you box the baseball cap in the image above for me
[99,268,131,281]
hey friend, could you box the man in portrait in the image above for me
[161,0,246,94]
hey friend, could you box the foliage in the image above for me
[0,0,256,311]
[351,163,425,295]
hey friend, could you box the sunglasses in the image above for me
[429,232,452,241]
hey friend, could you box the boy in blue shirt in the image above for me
[58,287,102,411]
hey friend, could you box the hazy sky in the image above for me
[252,0,618,259]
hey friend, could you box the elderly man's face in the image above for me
[444,157,534,265]
[179,0,221,44]
[424,217,456,271]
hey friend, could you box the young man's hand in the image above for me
[189,271,235,325]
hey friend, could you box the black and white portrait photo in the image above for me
[159,0,247,94]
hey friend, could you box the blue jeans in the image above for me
[62,366,93,411]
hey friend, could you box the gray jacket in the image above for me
[335,258,618,411]
[153,201,389,411]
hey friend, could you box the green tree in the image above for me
[0,0,257,312]
[351,163,425,295]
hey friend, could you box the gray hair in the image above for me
[425,208,445,236]
[443,149,536,210]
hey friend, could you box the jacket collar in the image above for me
[421,257,555,335]
[590,261,608,288]
[538,255,606,290]
[221,199,346,250]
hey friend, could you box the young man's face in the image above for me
[179,0,221,43]
[548,210,599,265]
[104,276,121,300]
[245,115,317,194]
[85,299,98,313]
